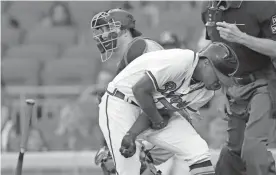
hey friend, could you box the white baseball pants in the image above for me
[98,93,211,175]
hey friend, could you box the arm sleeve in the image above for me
[257,1,276,40]
[145,50,195,91]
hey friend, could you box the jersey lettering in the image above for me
[156,81,191,110]
[156,82,206,111]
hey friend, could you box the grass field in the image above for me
[2,150,276,175]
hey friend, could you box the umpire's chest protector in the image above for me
[201,1,272,76]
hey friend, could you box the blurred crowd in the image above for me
[1,1,275,153]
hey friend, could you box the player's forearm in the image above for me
[240,33,276,57]
[127,112,151,138]
[133,90,163,123]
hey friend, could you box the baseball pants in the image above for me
[99,93,213,175]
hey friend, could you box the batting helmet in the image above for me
[91,8,142,62]
[199,42,239,87]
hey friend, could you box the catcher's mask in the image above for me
[91,9,142,62]
[199,42,239,87]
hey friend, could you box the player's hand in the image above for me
[150,120,168,130]
[120,132,137,158]
[216,21,246,44]
[150,109,172,130]
[217,94,232,121]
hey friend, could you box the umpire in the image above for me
[201,1,276,175]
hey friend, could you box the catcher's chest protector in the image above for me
[116,37,148,74]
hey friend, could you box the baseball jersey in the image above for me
[108,49,214,120]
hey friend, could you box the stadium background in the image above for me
[1,1,276,175]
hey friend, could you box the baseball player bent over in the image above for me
[91,9,176,174]
[98,42,239,175]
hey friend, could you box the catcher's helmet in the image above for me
[91,8,142,62]
[199,42,239,87]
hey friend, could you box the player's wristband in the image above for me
[151,120,167,130]
[125,131,138,139]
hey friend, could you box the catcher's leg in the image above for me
[98,94,142,175]
[143,114,215,175]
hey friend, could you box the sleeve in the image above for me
[256,1,276,40]
[145,50,195,91]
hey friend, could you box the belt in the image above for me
[106,88,139,107]
[232,64,276,86]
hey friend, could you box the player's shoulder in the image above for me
[151,49,195,64]
[163,49,195,69]
[125,37,148,64]
[172,49,195,59]
[116,37,149,74]
[143,38,163,52]
[179,49,195,64]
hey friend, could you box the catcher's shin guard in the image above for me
[189,160,215,175]
[95,146,117,175]
[95,146,163,175]
[140,146,162,175]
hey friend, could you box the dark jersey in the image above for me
[201,1,276,76]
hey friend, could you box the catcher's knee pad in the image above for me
[189,160,215,175]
